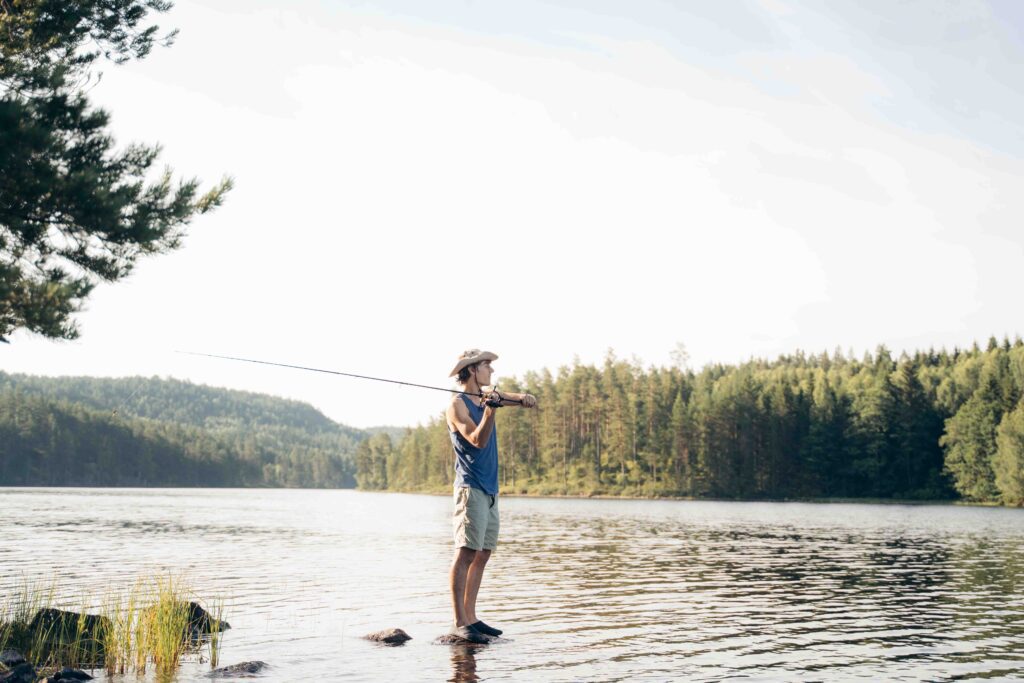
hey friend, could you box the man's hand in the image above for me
[480,387,537,408]
[483,390,504,408]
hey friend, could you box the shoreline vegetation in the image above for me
[364,486,993,507]
[358,337,1024,508]
[0,575,224,678]
[3,337,1024,507]
[0,374,361,488]
[0,485,992,508]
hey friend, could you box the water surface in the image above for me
[1,488,1023,681]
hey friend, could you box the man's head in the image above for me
[450,349,498,387]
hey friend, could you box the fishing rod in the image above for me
[176,351,523,405]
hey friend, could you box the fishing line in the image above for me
[176,351,523,405]
[112,381,146,417]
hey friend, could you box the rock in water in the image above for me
[138,601,229,639]
[28,609,111,645]
[364,628,412,645]
[0,651,26,668]
[0,663,36,683]
[207,661,267,678]
[187,601,231,634]
[433,632,492,645]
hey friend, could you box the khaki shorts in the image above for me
[453,485,499,551]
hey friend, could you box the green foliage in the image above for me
[355,433,393,490]
[993,400,1024,506]
[0,372,370,487]
[367,339,1024,505]
[1,0,231,340]
[941,374,1004,501]
[1,574,221,675]
[893,360,947,498]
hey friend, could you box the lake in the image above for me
[1,488,1023,681]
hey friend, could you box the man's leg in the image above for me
[450,547,477,627]
[463,549,491,624]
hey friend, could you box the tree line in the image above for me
[357,338,1024,506]
[0,373,364,487]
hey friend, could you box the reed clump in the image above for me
[0,575,225,676]
[0,579,101,669]
[205,597,225,670]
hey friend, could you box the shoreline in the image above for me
[0,485,1008,508]
[360,487,996,507]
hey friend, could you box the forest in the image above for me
[5,337,1024,505]
[357,338,1024,506]
[0,373,365,487]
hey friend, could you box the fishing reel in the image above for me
[481,385,524,408]
[481,386,505,408]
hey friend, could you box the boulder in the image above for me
[28,609,111,645]
[139,601,229,639]
[0,663,35,683]
[432,632,491,645]
[364,628,411,645]
[0,651,25,668]
[207,661,267,678]
[185,602,230,635]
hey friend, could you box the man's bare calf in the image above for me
[450,547,478,627]
[464,549,491,624]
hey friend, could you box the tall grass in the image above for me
[146,576,192,675]
[0,575,225,676]
[0,579,100,668]
[100,582,140,675]
[205,597,225,670]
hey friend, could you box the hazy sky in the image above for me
[5,0,1023,428]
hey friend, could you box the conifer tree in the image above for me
[941,376,1002,501]
[670,391,692,494]
[1,1,230,340]
[848,367,899,496]
[993,401,1024,506]
[893,360,947,497]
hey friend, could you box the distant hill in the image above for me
[0,374,356,433]
[0,373,392,488]
[364,425,411,443]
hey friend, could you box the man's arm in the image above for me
[447,396,498,448]
[486,389,537,408]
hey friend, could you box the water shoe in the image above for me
[471,620,503,637]
[453,624,490,644]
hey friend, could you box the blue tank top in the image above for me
[450,395,499,495]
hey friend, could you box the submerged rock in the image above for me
[364,628,412,645]
[207,661,267,678]
[0,651,26,668]
[0,663,35,683]
[50,667,93,681]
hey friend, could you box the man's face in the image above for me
[474,360,494,386]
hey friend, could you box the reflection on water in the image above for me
[449,644,481,683]
[1,488,1023,681]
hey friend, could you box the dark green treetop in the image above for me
[1,0,231,340]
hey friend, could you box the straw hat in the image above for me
[449,349,498,378]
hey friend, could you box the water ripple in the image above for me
[1,489,1023,681]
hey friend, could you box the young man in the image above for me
[446,349,536,643]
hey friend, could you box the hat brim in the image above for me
[449,351,498,378]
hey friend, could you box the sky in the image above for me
[4,0,1024,428]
